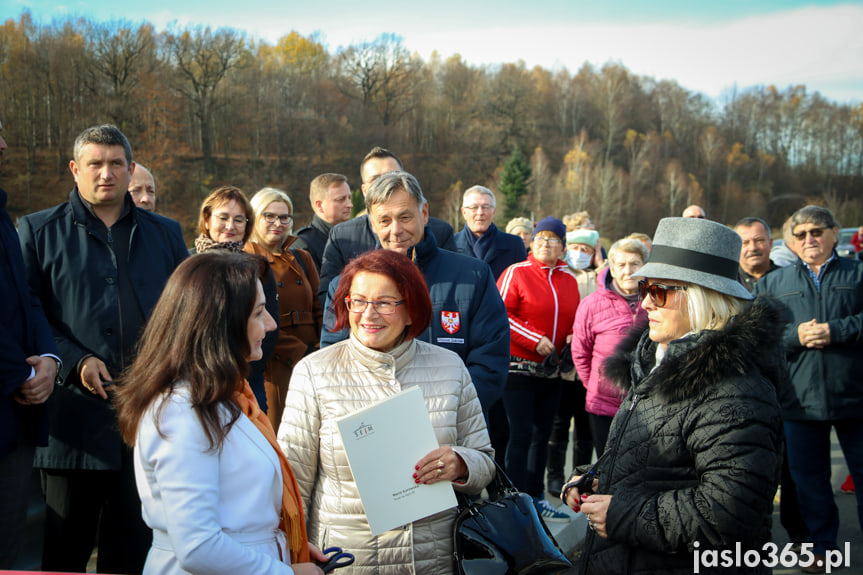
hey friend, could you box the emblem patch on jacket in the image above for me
[441,311,461,334]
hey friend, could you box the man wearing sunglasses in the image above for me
[755,205,863,573]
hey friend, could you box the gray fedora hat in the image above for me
[634,217,753,300]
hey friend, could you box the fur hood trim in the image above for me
[603,295,788,404]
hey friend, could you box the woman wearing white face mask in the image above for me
[564,229,606,297]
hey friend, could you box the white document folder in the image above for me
[336,386,458,536]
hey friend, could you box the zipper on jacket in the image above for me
[578,392,640,574]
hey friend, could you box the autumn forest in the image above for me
[1,13,861,242]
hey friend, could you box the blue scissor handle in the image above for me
[318,546,355,572]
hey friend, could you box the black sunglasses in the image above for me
[791,226,826,241]
[637,280,687,308]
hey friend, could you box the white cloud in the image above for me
[400,4,863,102]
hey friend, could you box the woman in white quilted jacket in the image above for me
[278,249,495,574]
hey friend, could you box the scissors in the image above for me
[317,546,355,572]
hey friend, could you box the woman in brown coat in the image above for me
[245,187,322,431]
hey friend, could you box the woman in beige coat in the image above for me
[278,250,495,574]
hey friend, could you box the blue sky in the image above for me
[2,0,861,102]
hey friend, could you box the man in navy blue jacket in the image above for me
[18,124,188,574]
[755,205,863,572]
[454,185,526,280]
[0,119,61,568]
[321,172,509,419]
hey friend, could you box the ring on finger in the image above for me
[437,459,444,469]
[437,468,442,477]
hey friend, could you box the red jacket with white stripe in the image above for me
[497,254,580,363]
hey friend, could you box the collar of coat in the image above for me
[603,295,789,405]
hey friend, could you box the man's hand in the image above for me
[80,356,113,400]
[797,318,831,349]
[14,356,57,405]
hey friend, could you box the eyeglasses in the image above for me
[344,297,406,315]
[262,212,293,225]
[213,214,248,226]
[534,237,563,247]
[463,204,495,213]
[792,227,827,241]
[637,280,687,308]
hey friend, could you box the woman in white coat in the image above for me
[114,252,326,575]
[279,249,495,574]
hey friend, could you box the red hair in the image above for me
[332,250,431,341]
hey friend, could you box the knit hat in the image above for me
[532,216,566,240]
[634,217,753,300]
[566,229,599,246]
[506,217,533,235]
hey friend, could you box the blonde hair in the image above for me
[506,217,533,235]
[563,211,591,232]
[250,187,294,244]
[683,284,748,333]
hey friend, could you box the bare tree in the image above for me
[337,34,419,129]
[87,21,156,127]
[164,25,246,174]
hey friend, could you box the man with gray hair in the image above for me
[18,124,188,573]
[318,146,457,308]
[755,205,863,572]
[454,185,526,279]
[321,172,510,419]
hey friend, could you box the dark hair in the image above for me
[331,250,431,341]
[196,186,255,243]
[114,252,267,451]
[360,146,403,182]
[73,124,133,165]
[734,217,772,240]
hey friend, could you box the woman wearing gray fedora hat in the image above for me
[562,217,787,575]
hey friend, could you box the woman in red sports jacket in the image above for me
[496,216,580,523]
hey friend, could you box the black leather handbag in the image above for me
[453,459,573,574]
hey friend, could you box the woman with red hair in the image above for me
[278,249,494,574]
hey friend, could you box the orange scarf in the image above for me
[232,381,310,564]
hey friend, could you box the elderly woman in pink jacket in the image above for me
[571,238,648,456]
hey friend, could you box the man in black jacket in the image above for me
[318,147,456,307]
[293,172,353,272]
[0,118,60,569]
[18,124,188,574]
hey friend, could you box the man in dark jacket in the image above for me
[318,147,456,307]
[0,119,60,568]
[320,172,509,418]
[454,185,526,280]
[735,215,808,547]
[735,216,780,292]
[755,205,863,572]
[453,184,526,468]
[18,124,188,573]
[293,172,353,272]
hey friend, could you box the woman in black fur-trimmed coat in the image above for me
[562,218,787,575]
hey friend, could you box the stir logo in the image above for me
[353,421,374,439]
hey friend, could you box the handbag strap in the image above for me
[456,456,518,511]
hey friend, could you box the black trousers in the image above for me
[0,439,36,568]
[41,447,151,573]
